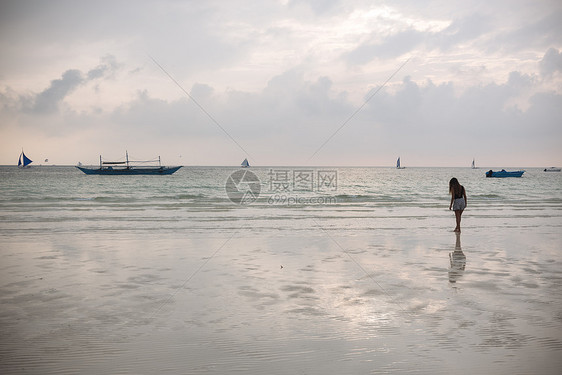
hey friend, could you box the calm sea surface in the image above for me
[1,166,561,374]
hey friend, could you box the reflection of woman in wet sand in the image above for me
[449,177,467,232]
[449,232,466,283]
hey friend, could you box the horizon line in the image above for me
[0,164,557,169]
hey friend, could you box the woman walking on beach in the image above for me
[449,178,467,232]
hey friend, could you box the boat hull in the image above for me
[485,170,524,178]
[76,166,182,175]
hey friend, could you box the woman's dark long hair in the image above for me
[449,178,463,197]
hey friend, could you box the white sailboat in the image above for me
[396,157,405,169]
[241,158,250,168]
[471,159,476,169]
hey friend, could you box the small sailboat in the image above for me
[18,149,33,168]
[471,159,476,169]
[241,158,250,168]
[396,157,405,169]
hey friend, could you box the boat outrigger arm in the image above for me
[100,151,135,168]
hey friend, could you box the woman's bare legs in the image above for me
[454,209,463,232]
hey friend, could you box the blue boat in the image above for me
[76,152,182,175]
[396,157,405,169]
[485,169,524,178]
[18,149,33,168]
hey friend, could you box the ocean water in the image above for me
[0,166,561,374]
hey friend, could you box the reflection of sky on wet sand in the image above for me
[2,225,561,374]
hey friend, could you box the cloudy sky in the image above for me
[1,0,561,167]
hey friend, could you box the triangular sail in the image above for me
[396,157,400,168]
[471,159,475,169]
[241,158,250,167]
[18,150,33,167]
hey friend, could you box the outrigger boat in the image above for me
[485,169,524,178]
[76,151,181,175]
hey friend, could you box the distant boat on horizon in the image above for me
[471,158,477,169]
[75,151,181,175]
[396,157,405,169]
[544,167,561,172]
[241,158,250,168]
[18,149,33,168]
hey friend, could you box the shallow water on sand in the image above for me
[1,166,561,374]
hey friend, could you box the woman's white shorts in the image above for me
[453,198,466,211]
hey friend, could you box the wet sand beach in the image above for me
[1,166,561,374]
